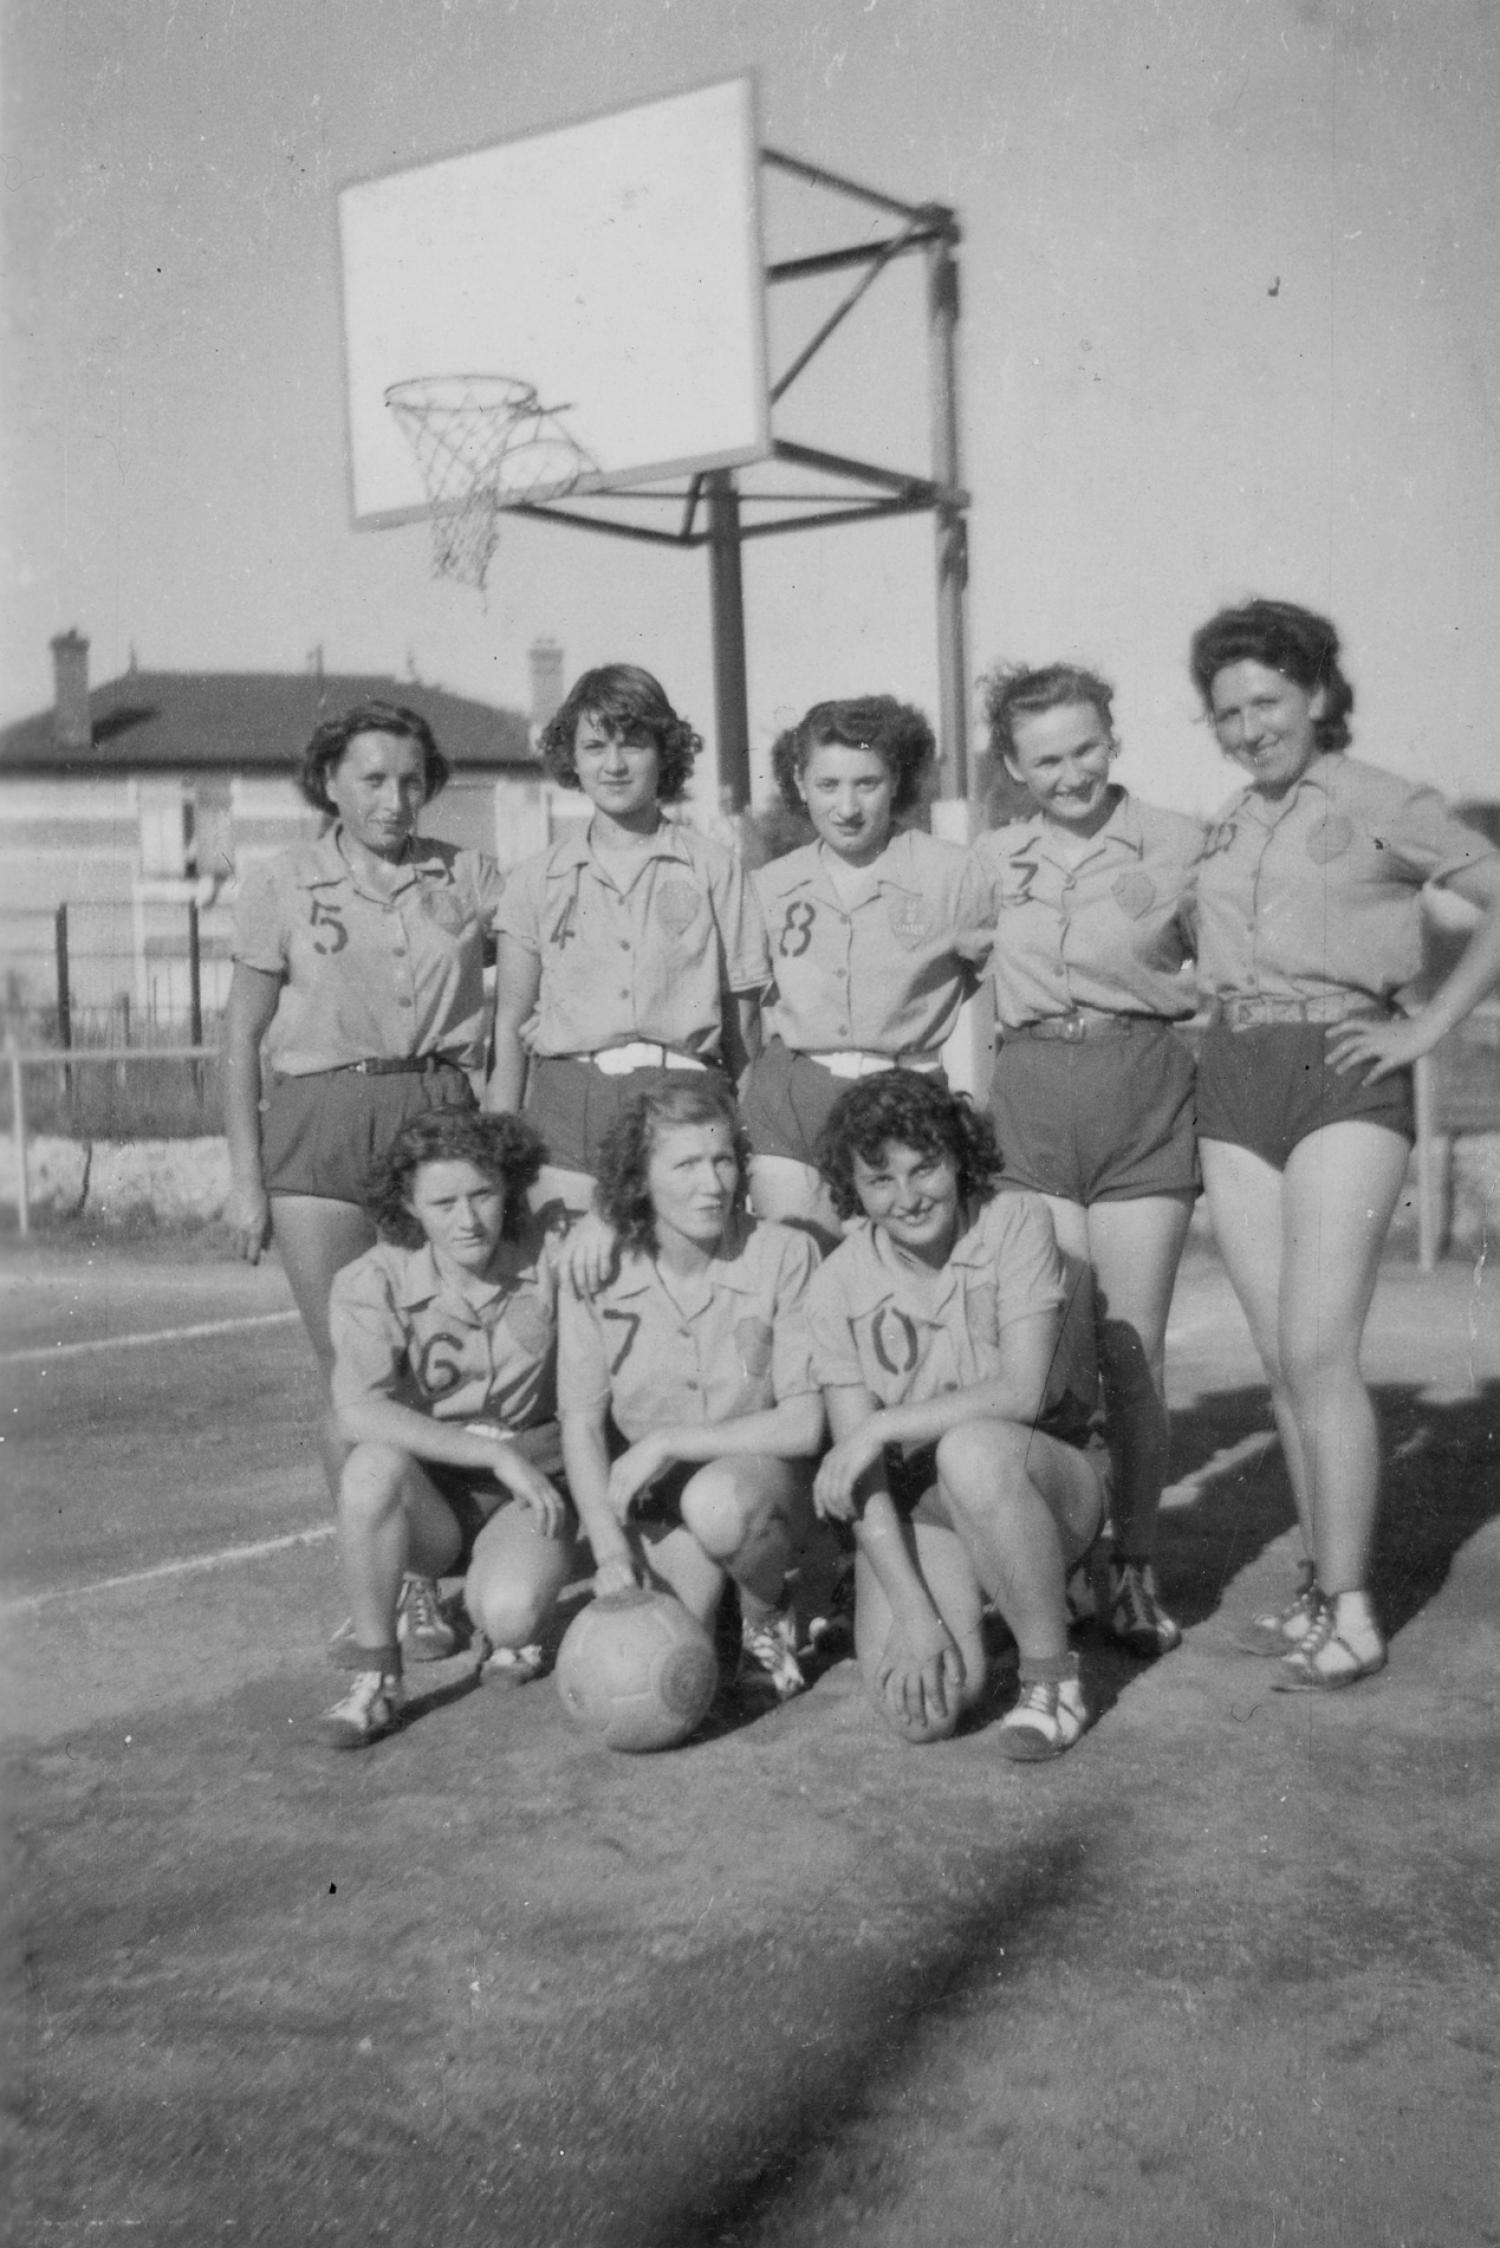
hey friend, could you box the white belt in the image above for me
[807,1048,944,1080]
[578,1042,709,1077]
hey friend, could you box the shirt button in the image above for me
[398,996,414,1009]
[392,945,407,958]
[620,941,630,952]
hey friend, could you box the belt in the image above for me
[568,1042,710,1076]
[1217,993,1387,1031]
[806,1049,945,1079]
[1006,1012,1174,1043]
[315,1050,467,1078]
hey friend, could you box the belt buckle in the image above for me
[1061,1012,1085,1043]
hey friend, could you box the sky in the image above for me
[4,0,1498,814]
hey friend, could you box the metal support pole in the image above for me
[9,1041,29,1238]
[188,900,203,1047]
[54,903,72,1051]
[927,231,969,801]
[706,471,752,813]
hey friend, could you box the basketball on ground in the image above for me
[555,1588,719,1753]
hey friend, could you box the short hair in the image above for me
[981,663,1117,772]
[1188,599,1354,753]
[297,700,449,815]
[770,694,935,817]
[365,1108,547,1247]
[593,1077,751,1257]
[538,664,700,803]
[815,1072,1002,1222]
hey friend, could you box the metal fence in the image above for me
[1,900,231,1051]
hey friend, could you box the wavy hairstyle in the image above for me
[365,1108,547,1247]
[980,663,1117,773]
[1188,598,1354,753]
[815,1071,1002,1223]
[538,663,701,803]
[297,699,449,815]
[770,693,935,817]
[593,1076,751,1257]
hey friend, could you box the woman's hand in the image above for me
[814,1418,889,1521]
[224,1181,272,1265]
[592,1552,639,1599]
[558,1212,620,1297]
[477,1435,567,1536]
[606,1432,673,1522]
[1325,1012,1433,1084]
[876,1610,965,1735]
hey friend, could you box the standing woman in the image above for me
[975,666,1204,1656]
[558,1078,826,1700]
[224,701,505,1587]
[743,694,996,1245]
[1189,599,1500,1688]
[488,664,768,1209]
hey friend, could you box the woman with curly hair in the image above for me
[318,1108,575,1749]
[223,699,505,1660]
[488,664,770,1208]
[806,1073,1108,1758]
[557,1077,826,1701]
[743,693,996,1245]
[1188,598,1500,1689]
[974,663,1204,1659]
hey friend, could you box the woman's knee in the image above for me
[338,1442,412,1523]
[680,1463,792,1564]
[933,1419,1029,1512]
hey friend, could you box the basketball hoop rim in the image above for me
[383,374,542,414]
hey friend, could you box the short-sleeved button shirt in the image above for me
[1194,754,1498,1004]
[755,828,997,1057]
[329,1226,560,1431]
[805,1193,1097,1448]
[557,1217,819,1441]
[232,827,505,1074]
[973,792,1203,1028]
[494,819,770,1059]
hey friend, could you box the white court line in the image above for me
[4,1523,336,1614]
[0,1309,299,1366]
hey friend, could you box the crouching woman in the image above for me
[807,1073,1109,1758]
[319,1108,575,1749]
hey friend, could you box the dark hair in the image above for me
[1188,599,1354,753]
[297,700,449,815]
[594,1077,751,1257]
[981,663,1117,772]
[770,694,935,818]
[815,1073,1002,1222]
[538,664,700,803]
[365,1108,547,1247]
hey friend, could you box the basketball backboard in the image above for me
[338,75,770,529]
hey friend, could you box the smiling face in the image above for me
[404,1158,507,1278]
[573,712,662,828]
[1207,660,1326,797]
[325,729,429,859]
[646,1120,741,1254]
[797,741,898,864]
[849,1138,961,1266]
[1004,700,1115,833]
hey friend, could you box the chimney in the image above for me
[528,638,565,737]
[51,630,92,753]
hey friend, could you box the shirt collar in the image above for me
[610,1212,760,1301]
[1013,789,1143,867]
[393,1238,539,1321]
[549,816,690,875]
[290,824,450,895]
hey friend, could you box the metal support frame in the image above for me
[509,145,969,809]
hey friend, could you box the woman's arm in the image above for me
[335,1395,565,1531]
[221,963,284,1264]
[721,988,762,1083]
[560,1407,638,1594]
[1328,855,1500,1080]
[605,1392,824,1516]
[813,1309,1062,1515]
[486,936,544,1114]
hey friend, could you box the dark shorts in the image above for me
[882,1432,1112,1528]
[742,1039,948,1169]
[526,1054,723,1177]
[262,1061,475,1205]
[423,1422,567,1568]
[991,1020,1199,1205]
[1196,1022,1415,1171]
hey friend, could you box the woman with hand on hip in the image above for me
[223,702,503,1665]
[975,665,1204,1658]
[743,694,996,1249]
[1189,598,1500,1689]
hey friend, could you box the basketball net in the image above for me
[384,376,595,591]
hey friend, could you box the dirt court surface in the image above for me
[4,1231,1498,2248]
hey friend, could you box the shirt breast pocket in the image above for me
[655,877,707,950]
[420,885,476,942]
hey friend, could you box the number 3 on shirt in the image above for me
[779,900,817,958]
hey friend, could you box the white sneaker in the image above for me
[318,1669,403,1751]
[997,1672,1088,1761]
